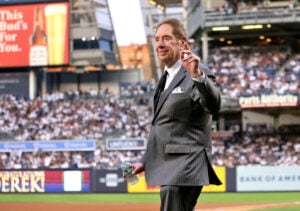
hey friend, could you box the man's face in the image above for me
[155,24,184,67]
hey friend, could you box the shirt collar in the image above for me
[164,60,181,75]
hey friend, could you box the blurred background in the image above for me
[0,0,299,194]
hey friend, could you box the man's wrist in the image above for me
[191,69,203,78]
[192,70,205,83]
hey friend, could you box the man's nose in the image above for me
[157,41,165,48]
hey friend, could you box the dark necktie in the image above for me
[154,70,168,112]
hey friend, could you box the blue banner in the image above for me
[0,140,95,152]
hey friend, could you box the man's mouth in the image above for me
[158,51,168,56]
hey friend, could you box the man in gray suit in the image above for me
[131,18,222,211]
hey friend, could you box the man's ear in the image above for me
[180,37,188,50]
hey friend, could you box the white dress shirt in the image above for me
[163,60,206,90]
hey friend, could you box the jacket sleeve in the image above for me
[191,63,221,115]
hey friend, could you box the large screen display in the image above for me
[0,0,63,5]
[0,2,69,68]
[0,170,90,193]
[0,72,29,98]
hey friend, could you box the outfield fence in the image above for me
[1,165,300,193]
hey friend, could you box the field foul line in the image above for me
[195,201,300,211]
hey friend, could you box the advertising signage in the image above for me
[0,170,90,193]
[106,138,147,150]
[0,2,69,68]
[0,0,64,5]
[91,170,127,193]
[0,72,29,98]
[0,140,96,152]
[239,94,299,108]
[237,166,300,191]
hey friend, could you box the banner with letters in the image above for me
[106,138,147,150]
[239,94,299,108]
[0,2,69,68]
[0,140,95,152]
[0,169,90,193]
[237,166,300,191]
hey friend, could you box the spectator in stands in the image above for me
[1,52,300,171]
[131,18,222,211]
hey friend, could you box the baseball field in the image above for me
[0,192,299,211]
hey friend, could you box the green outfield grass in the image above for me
[0,192,299,204]
[199,192,300,211]
[198,192,300,203]
[254,207,300,211]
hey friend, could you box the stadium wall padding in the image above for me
[1,166,299,193]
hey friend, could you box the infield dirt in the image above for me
[0,202,299,211]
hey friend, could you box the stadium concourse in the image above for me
[0,48,299,169]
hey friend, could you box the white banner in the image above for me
[106,138,147,150]
[237,166,300,191]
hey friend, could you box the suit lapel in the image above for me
[152,68,186,122]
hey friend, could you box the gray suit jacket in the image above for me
[143,64,222,186]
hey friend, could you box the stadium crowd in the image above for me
[1,134,299,169]
[0,47,299,169]
[207,47,300,97]
[214,0,299,16]
[0,91,151,141]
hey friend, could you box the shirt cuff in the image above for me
[192,71,206,83]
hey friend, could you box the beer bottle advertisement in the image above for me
[0,2,69,68]
[29,6,48,66]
